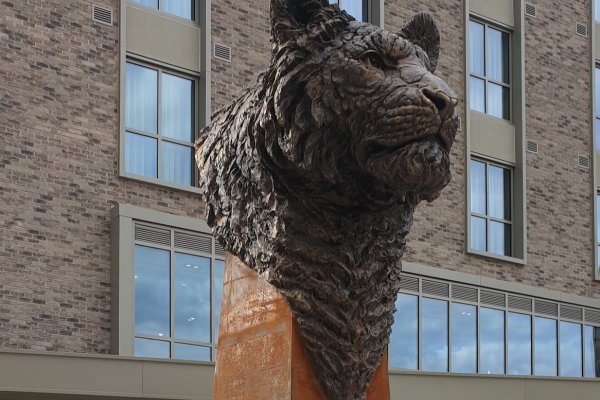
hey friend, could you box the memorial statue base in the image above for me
[213,254,390,400]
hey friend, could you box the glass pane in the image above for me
[174,253,211,342]
[597,194,600,244]
[163,0,193,20]
[129,0,158,9]
[135,245,170,337]
[488,82,510,120]
[161,73,194,142]
[161,142,193,186]
[135,338,169,358]
[488,165,511,220]
[125,63,157,133]
[597,0,600,23]
[597,245,600,276]
[489,221,511,257]
[507,312,531,375]
[339,0,366,21]
[595,68,600,116]
[422,298,448,372]
[451,303,477,373]
[480,308,504,374]
[596,119,600,151]
[469,20,485,76]
[469,76,485,113]
[390,294,418,370]
[470,160,486,215]
[559,321,582,377]
[214,259,225,343]
[470,216,487,252]
[487,27,510,84]
[125,132,157,178]
[534,317,557,376]
[584,326,600,378]
[173,343,211,361]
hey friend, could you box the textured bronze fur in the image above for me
[195,1,457,398]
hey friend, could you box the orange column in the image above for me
[213,254,390,400]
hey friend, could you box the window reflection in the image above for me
[584,326,600,378]
[135,337,169,358]
[214,259,225,342]
[390,294,418,370]
[507,312,531,375]
[134,245,170,337]
[480,308,504,374]
[174,253,211,342]
[173,343,210,362]
[422,298,448,372]
[451,303,477,373]
[559,322,582,377]
[534,317,557,376]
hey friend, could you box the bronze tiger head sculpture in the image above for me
[195,0,458,398]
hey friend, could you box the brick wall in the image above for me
[0,0,204,353]
[388,0,600,299]
[0,0,599,355]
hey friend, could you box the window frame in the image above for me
[110,204,224,362]
[468,18,512,122]
[132,223,224,361]
[469,158,514,258]
[127,0,198,23]
[120,57,201,193]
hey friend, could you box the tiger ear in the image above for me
[271,0,329,45]
[400,12,440,72]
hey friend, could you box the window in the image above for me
[596,194,600,275]
[470,159,512,257]
[595,67,600,150]
[328,0,368,22]
[111,204,225,361]
[389,274,600,378]
[469,19,511,120]
[124,61,196,187]
[596,0,600,23]
[129,0,194,20]
[133,224,224,361]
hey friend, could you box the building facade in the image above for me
[1,0,600,398]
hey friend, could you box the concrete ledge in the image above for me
[389,370,600,400]
[0,350,214,399]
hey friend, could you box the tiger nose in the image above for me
[423,88,457,121]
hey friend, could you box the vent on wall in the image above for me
[174,231,212,254]
[213,43,232,63]
[480,290,505,307]
[92,5,113,26]
[524,3,537,18]
[576,22,588,37]
[422,279,449,298]
[399,275,419,293]
[526,139,538,154]
[456,117,462,132]
[135,224,171,247]
[578,154,590,169]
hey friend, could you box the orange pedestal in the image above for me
[213,254,390,400]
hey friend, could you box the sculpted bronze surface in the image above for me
[195,0,458,398]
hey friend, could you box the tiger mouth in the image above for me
[368,131,450,157]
